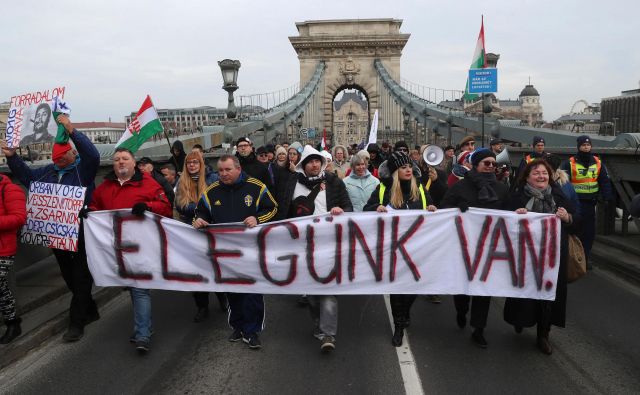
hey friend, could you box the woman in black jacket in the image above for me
[440,148,510,348]
[504,159,580,355]
[364,152,436,347]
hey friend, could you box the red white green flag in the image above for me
[116,95,163,153]
[321,128,327,151]
[463,17,487,101]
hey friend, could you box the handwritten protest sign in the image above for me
[84,209,561,300]
[21,181,86,252]
[5,86,66,147]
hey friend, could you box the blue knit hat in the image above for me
[470,148,496,167]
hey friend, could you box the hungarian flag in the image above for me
[463,16,487,101]
[116,95,163,153]
[320,128,327,151]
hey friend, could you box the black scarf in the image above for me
[297,171,326,190]
[576,151,593,166]
[467,169,498,203]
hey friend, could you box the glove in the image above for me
[78,207,92,219]
[131,202,149,217]
[459,202,469,213]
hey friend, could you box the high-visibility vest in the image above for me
[569,156,602,194]
[379,183,427,209]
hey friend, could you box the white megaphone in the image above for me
[422,144,445,166]
[496,147,512,167]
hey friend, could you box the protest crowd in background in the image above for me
[0,109,620,358]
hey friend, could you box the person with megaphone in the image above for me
[363,151,437,347]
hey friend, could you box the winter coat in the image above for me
[236,152,273,191]
[503,184,581,328]
[277,171,352,220]
[331,145,349,179]
[150,169,176,207]
[171,140,186,172]
[195,172,277,225]
[7,130,99,205]
[0,175,27,256]
[363,177,433,212]
[631,194,640,218]
[419,166,448,206]
[554,169,581,217]
[89,169,172,218]
[440,170,510,211]
[343,171,380,212]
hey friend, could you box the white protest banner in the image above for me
[22,181,86,252]
[366,109,379,149]
[5,86,66,147]
[84,208,561,300]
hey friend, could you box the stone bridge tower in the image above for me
[289,19,410,140]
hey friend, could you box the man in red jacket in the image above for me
[89,147,172,354]
[0,175,27,344]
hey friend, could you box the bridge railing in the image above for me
[238,82,301,120]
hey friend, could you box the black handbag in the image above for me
[290,183,323,217]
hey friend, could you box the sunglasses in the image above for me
[480,160,497,167]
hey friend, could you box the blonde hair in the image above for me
[176,151,207,208]
[389,169,420,208]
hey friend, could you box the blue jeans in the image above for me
[129,288,152,342]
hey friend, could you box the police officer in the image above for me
[516,136,547,179]
[562,135,613,268]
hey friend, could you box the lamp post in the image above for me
[218,59,241,119]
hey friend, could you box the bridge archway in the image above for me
[331,84,370,147]
[289,19,409,142]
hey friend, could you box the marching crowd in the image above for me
[0,114,637,358]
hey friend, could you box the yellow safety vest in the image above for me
[379,183,427,209]
[569,156,602,194]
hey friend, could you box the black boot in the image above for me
[391,325,404,347]
[471,328,488,348]
[193,307,209,323]
[536,326,552,355]
[0,317,22,344]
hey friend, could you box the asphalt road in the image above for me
[1,268,638,395]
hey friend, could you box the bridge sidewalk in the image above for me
[592,217,640,284]
[0,255,121,370]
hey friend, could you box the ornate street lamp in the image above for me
[403,110,410,145]
[218,59,241,119]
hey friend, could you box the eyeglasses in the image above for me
[237,143,250,148]
[397,148,408,152]
[186,160,199,165]
[480,160,497,167]
[465,141,476,146]
[258,153,268,157]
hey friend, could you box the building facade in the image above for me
[441,83,544,126]
[600,86,640,134]
[332,91,369,146]
[74,122,126,144]
[126,106,226,136]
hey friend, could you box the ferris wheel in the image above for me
[569,99,590,115]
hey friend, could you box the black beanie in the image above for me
[387,151,412,174]
[394,140,409,151]
[367,143,380,153]
[532,136,545,146]
[470,148,496,168]
[577,135,591,149]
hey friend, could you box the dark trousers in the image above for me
[454,295,491,329]
[52,234,97,328]
[579,199,596,259]
[192,292,228,310]
[227,293,264,336]
[193,292,209,308]
[390,294,417,328]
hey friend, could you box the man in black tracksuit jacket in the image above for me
[194,154,277,349]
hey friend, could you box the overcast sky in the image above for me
[2,0,638,123]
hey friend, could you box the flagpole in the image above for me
[162,128,181,172]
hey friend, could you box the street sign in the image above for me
[468,68,498,93]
